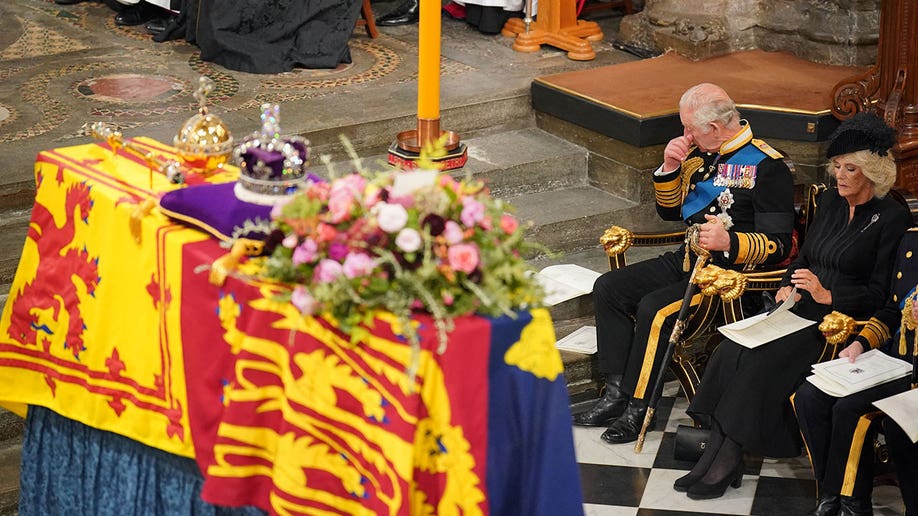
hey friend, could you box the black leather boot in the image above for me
[808,494,840,516]
[600,398,653,444]
[838,495,872,516]
[376,0,420,26]
[572,376,628,427]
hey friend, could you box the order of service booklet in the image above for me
[873,387,918,444]
[806,348,912,398]
[554,325,598,354]
[535,264,602,306]
[717,287,816,349]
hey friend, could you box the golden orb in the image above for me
[174,111,233,173]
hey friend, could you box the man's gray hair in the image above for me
[679,83,740,131]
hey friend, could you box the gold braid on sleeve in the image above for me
[819,311,856,346]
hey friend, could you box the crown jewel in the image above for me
[232,103,310,205]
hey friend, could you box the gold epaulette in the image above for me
[751,139,783,159]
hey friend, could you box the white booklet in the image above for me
[555,325,597,354]
[535,264,602,306]
[873,387,918,444]
[806,349,912,397]
[717,287,816,349]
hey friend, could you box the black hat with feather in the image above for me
[826,112,897,159]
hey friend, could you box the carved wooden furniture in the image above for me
[831,0,918,194]
[501,0,603,61]
[578,0,634,16]
[357,0,379,39]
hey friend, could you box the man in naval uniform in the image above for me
[574,83,797,445]
[795,227,918,516]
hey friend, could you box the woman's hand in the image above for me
[700,215,731,251]
[791,268,832,304]
[839,341,865,363]
[774,285,798,304]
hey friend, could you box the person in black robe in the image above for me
[677,112,912,500]
[153,0,363,73]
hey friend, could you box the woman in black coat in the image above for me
[676,112,912,500]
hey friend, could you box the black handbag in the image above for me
[674,424,710,463]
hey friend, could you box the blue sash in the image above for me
[681,144,767,222]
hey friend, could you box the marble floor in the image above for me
[572,383,907,516]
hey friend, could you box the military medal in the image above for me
[714,163,757,188]
[716,189,734,229]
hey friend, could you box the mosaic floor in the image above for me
[572,383,907,516]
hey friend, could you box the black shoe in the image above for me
[838,495,872,516]
[145,17,169,34]
[376,0,419,26]
[808,494,841,516]
[115,3,160,26]
[673,470,704,493]
[686,462,743,500]
[572,380,629,427]
[600,399,653,444]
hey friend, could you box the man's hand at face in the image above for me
[662,134,694,172]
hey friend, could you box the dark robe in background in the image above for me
[157,0,363,73]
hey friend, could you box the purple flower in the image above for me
[395,228,422,253]
[313,259,343,284]
[328,241,349,261]
[422,214,446,236]
[342,252,377,278]
[460,197,485,227]
[291,286,318,314]
[292,238,318,265]
[375,202,408,233]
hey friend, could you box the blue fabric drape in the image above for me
[19,406,265,516]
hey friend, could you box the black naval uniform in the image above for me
[592,123,795,403]
[795,228,918,504]
[885,415,918,516]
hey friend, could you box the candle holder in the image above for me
[388,119,468,171]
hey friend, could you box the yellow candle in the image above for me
[417,0,441,121]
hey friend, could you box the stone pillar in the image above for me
[619,0,880,66]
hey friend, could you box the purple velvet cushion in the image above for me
[158,182,273,241]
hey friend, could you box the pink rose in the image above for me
[328,189,355,224]
[328,242,349,261]
[316,223,337,243]
[395,228,422,253]
[460,197,485,227]
[291,286,318,314]
[448,243,480,274]
[292,238,318,265]
[500,214,519,234]
[313,259,343,284]
[342,252,376,279]
[375,202,408,233]
[443,220,464,245]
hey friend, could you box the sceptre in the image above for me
[634,224,710,453]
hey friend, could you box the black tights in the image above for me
[688,421,744,485]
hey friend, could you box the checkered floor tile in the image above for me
[572,382,907,516]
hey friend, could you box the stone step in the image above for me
[0,209,30,292]
[0,409,23,516]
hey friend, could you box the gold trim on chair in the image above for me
[692,265,748,303]
[601,226,634,257]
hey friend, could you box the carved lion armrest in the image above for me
[817,311,867,363]
[600,225,685,270]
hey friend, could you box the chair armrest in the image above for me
[817,311,869,363]
[600,225,685,270]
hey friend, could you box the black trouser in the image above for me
[794,378,909,497]
[884,414,918,516]
[592,250,691,400]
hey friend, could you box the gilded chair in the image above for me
[598,181,827,401]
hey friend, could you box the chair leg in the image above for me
[361,0,379,39]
